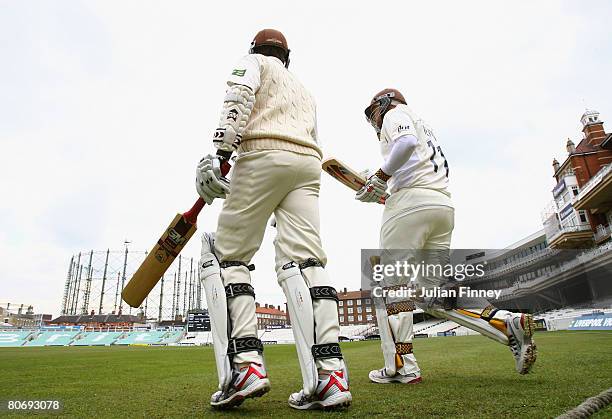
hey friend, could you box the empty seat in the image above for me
[25,331,80,346]
[0,331,32,347]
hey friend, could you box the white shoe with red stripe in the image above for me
[210,363,270,409]
[288,370,352,410]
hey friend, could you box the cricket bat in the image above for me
[322,157,385,204]
[121,161,231,308]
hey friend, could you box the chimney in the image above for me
[580,109,606,146]
[566,139,576,154]
[285,302,291,325]
[278,305,281,312]
[343,287,347,293]
[264,304,268,309]
[552,158,560,173]
[255,302,260,308]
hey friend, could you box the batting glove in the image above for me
[196,154,230,205]
[355,170,390,203]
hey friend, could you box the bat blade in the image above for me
[121,159,230,308]
[322,157,385,204]
[121,213,198,308]
[322,157,366,191]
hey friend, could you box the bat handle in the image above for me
[184,198,205,225]
[184,159,232,224]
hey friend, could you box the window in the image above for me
[579,211,588,224]
[348,316,354,322]
[365,298,371,305]
[339,301,343,307]
[357,307,362,314]
[366,306,372,312]
[339,316,344,323]
[356,299,362,305]
[347,300,353,306]
[562,191,570,204]
[564,215,577,227]
[347,308,353,314]
[367,314,373,321]
[571,186,579,196]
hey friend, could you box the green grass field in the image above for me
[2,331,611,418]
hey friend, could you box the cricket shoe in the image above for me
[288,370,352,410]
[368,368,422,384]
[210,363,270,409]
[506,313,537,374]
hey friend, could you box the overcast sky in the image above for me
[1,1,611,316]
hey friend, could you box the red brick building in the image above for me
[543,110,612,248]
[337,288,376,326]
[255,303,287,329]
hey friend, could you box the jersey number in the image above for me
[423,126,449,178]
[426,140,449,178]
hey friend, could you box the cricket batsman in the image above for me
[357,88,537,384]
[195,29,351,410]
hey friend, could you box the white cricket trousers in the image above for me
[380,188,454,251]
[214,148,338,366]
[380,189,512,346]
[379,187,454,375]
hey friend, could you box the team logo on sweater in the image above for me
[397,125,410,133]
[232,69,246,76]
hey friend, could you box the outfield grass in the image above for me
[1,331,611,418]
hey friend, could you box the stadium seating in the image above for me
[258,328,294,344]
[447,326,480,336]
[339,324,375,339]
[25,331,80,346]
[72,331,122,346]
[178,332,213,346]
[159,331,184,345]
[413,319,444,333]
[113,331,166,345]
[0,331,32,347]
[535,306,612,331]
[422,320,455,336]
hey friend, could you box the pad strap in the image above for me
[395,342,413,355]
[227,337,263,357]
[480,305,499,322]
[310,286,338,302]
[312,343,343,360]
[220,261,255,271]
[386,300,416,316]
[299,258,324,269]
[225,283,255,299]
